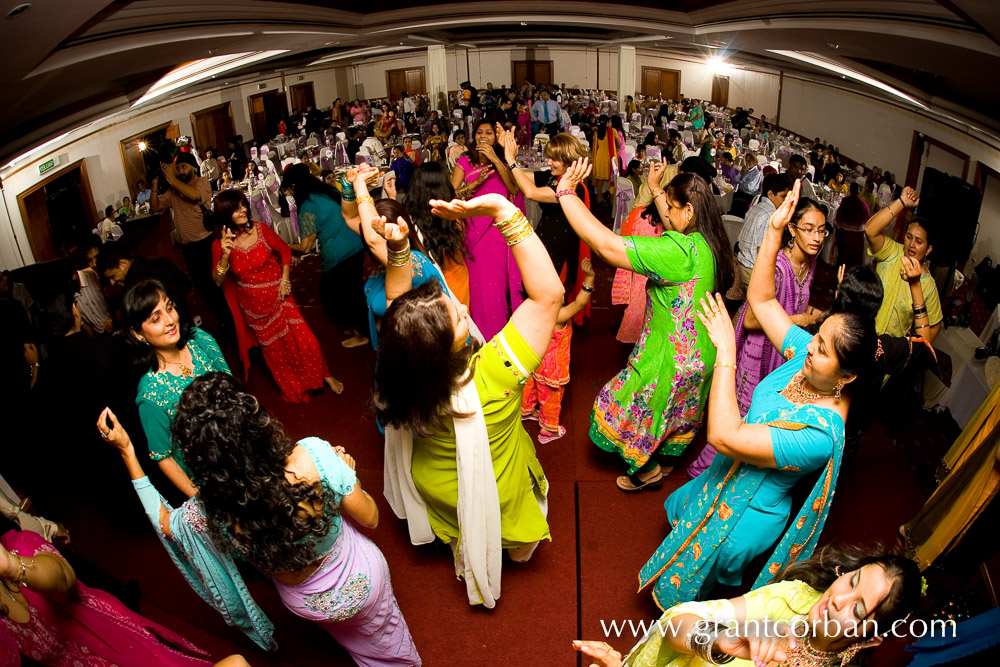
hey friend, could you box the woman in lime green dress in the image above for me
[574,543,921,667]
[370,155,565,608]
[557,159,734,491]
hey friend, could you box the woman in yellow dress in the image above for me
[591,115,623,205]
[575,543,921,667]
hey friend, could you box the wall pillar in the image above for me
[618,45,636,102]
[427,45,449,113]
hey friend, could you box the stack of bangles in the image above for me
[356,195,375,206]
[339,176,357,203]
[913,303,929,330]
[494,210,533,246]
[554,189,576,200]
[387,241,410,267]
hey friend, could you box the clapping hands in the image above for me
[558,158,592,195]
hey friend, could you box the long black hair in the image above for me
[775,542,921,636]
[464,119,500,168]
[172,372,333,573]
[373,281,478,436]
[279,162,341,217]
[404,162,468,266]
[664,173,734,294]
[123,278,193,372]
[595,114,609,141]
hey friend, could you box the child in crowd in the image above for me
[521,257,595,443]
[390,145,414,191]
[447,131,467,165]
[516,101,531,146]
[625,159,643,194]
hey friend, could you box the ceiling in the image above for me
[2,0,998,165]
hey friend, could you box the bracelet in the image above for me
[714,361,738,372]
[215,263,228,275]
[386,241,411,267]
[652,188,666,200]
[914,324,930,330]
[16,555,32,589]
[581,284,595,293]
[493,210,534,246]
[356,195,375,206]
[554,189,577,200]
[687,620,734,665]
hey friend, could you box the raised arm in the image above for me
[430,193,564,358]
[556,158,633,270]
[98,407,172,537]
[351,166,389,267]
[645,160,672,227]
[331,447,379,529]
[0,538,76,603]
[747,179,800,354]
[864,186,918,253]
[498,123,555,203]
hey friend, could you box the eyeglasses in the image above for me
[790,223,830,238]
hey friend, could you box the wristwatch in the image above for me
[508,161,525,170]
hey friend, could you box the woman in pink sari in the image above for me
[0,528,216,666]
[450,119,525,340]
[686,196,827,479]
[611,204,662,343]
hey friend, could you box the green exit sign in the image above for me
[38,158,56,175]
[258,83,267,90]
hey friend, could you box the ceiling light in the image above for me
[707,56,732,76]
[325,41,339,46]
[6,3,30,19]
[2,129,74,170]
[132,51,289,107]
[520,22,527,26]
[309,45,413,66]
[767,50,928,109]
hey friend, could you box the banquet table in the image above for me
[938,357,993,429]
[714,189,734,215]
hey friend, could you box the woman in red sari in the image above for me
[212,190,343,402]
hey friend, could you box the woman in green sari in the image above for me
[557,159,734,491]
[575,543,921,667]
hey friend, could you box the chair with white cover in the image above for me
[757,155,770,168]
[624,140,638,149]
[622,144,636,164]
[646,146,662,161]
[109,224,124,241]
[569,125,581,135]
[410,139,422,150]
[681,130,694,147]
[641,125,655,137]
[534,133,550,143]
[747,138,760,151]
[722,214,743,249]
[335,132,346,141]
[281,157,297,171]
[682,149,699,160]
[320,148,334,171]
[250,147,259,161]
[669,121,679,130]
[335,140,349,167]
[630,112,641,124]
[259,144,269,156]
[612,177,635,234]
[306,136,319,147]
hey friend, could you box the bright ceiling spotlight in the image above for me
[707,56,732,76]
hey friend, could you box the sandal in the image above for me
[521,411,539,422]
[616,470,663,493]
[538,426,566,444]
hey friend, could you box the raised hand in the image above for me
[351,165,379,188]
[695,292,737,361]
[96,407,132,453]
[333,445,356,470]
[496,123,518,164]
[581,256,595,277]
[476,142,499,165]
[572,640,623,667]
[371,214,410,244]
[558,157,592,194]
[382,171,397,200]
[647,158,668,189]
[767,178,801,231]
[220,227,236,257]
[900,254,923,283]
[900,186,919,208]
[430,192,510,220]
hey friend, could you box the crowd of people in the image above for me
[0,80,958,666]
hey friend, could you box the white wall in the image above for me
[977,174,1000,263]
[727,70,780,120]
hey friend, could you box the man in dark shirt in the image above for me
[97,242,193,323]
[732,107,753,130]
[346,128,362,164]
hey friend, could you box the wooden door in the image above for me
[290,82,316,111]
[16,160,97,261]
[119,123,171,199]
[512,61,553,88]
[386,67,426,101]
[248,90,286,144]
[641,67,680,100]
[711,75,729,108]
[190,102,235,157]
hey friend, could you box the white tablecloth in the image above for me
[715,190,734,215]
[938,358,991,429]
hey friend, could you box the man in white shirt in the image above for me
[360,130,386,165]
[737,172,791,287]
[402,92,416,115]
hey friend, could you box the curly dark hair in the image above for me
[404,162,468,266]
[172,372,332,573]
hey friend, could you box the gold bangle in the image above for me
[714,361,737,371]
[652,189,666,200]
[356,195,375,206]
[215,264,228,275]
[493,210,533,246]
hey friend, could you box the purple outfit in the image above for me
[686,251,815,478]
[458,154,525,340]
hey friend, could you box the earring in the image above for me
[835,566,842,576]
[138,336,147,344]
[833,381,844,400]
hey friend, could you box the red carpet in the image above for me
[33,205,939,666]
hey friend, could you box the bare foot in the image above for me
[341,334,369,348]
[324,376,344,394]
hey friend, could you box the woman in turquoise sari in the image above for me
[640,179,878,611]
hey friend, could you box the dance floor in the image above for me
[25,204,940,666]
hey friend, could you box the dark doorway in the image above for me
[640,66,680,100]
[191,102,236,158]
[290,82,316,112]
[711,75,729,108]
[120,123,171,201]
[16,159,97,262]
[248,90,288,144]
[512,60,553,88]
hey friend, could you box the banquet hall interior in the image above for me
[2,1,1000,665]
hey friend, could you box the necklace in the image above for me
[781,371,834,405]
[784,625,844,666]
[160,352,193,378]
[784,247,808,282]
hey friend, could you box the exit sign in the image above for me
[258,83,267,90]
[38,157,58,175]
[297,75,305,81]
